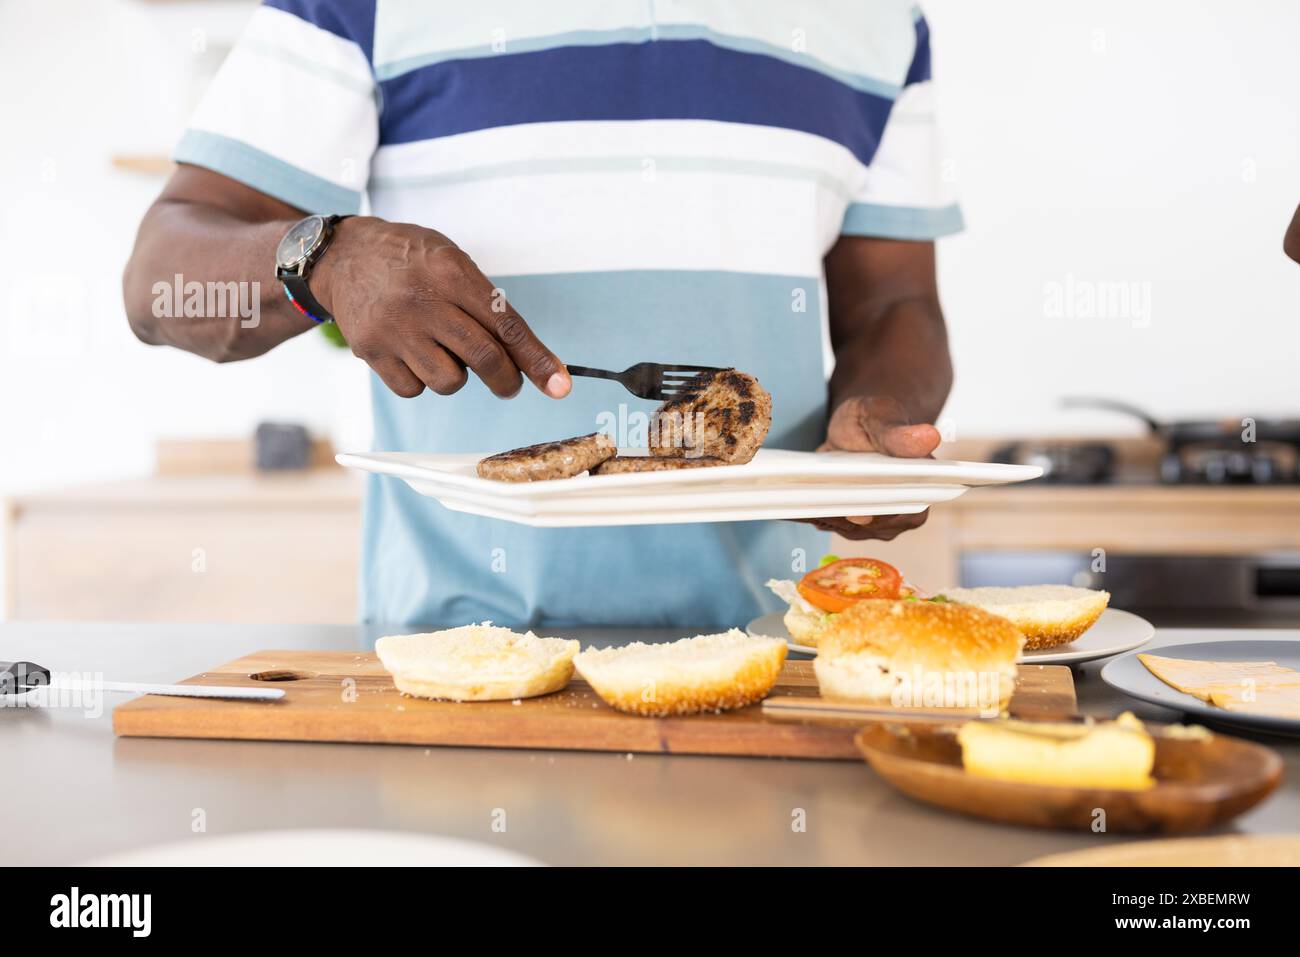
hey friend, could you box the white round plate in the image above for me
[83,829,542,867]
[1101,639,1300,737]
[746,606,1153,664]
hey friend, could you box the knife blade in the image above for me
[1,660,283,702]
[42,679,285,702]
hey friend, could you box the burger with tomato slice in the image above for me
[766,556,929,647]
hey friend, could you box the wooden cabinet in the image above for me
[832,486,1300,592]
[4,471,363,623]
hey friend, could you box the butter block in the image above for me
[957,712,1155,790]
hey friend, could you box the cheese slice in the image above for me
[1138,653,1300,719]
[957,712,1155,790]
[1209,688,1300,719]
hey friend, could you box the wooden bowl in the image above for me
[855,722,1283,833]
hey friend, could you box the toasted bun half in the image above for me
[573,630,786,717]
[937,585,1110,650]
[814,601,1024,710]
[784,605,831,647]
[375,624,579,701]
[765,578,831,647]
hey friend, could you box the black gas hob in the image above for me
[991,399,1300,485]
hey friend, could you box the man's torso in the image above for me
[351,1,924,626]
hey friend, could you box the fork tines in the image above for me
[564,361,728,401]
[657,364,726,397]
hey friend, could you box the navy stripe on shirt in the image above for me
[264,0,376,64]
[904,15,932,86]
[377,39,894,166]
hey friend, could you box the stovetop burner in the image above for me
[1161,442,1298,484]
[992,399,1300,486]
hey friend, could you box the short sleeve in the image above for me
[841,8,963,240]
[173,0,378,215]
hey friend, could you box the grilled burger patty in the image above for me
[476,432,616,482]
[591,455,726,475]
[649,369,772,464]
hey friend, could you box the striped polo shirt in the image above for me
[176,0,962,629]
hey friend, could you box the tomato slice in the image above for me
[797,558,904,613]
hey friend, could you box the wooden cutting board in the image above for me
[113,651,1077,760]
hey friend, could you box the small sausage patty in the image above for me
[476,432,616,482]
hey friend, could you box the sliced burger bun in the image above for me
[766,578,831,647]
[375,624,579,701]
[574,630,787,716]
[784,606,830,646]
[813,600,1025,712]
[936,585,1110,650]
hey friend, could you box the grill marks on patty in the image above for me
[650,369,772,464]
[476,432,616,482]
[475,370,772,481]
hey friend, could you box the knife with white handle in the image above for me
[0,660,284,702]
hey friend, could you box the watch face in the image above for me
[276,216,326,270]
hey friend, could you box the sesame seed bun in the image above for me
[814,600,1025,710]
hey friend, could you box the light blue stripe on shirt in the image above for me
[174,129,362,215]
[361,267,831,628]
[841,201,964,240]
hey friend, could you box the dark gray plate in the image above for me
[1101,639,1300,737]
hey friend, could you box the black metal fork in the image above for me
[565,362,726,401]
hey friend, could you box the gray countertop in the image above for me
[2,622,1297,866]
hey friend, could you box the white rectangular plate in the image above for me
[339,449,1040,494]
[434,496,935,527]
[336,448,1040,528]
[419,482,968,517]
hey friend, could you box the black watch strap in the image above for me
[278,214,351,324]
[281,271,334,324]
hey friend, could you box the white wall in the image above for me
[927,0,1300,437]
[0,0,369,498]
[3,0,1299,501]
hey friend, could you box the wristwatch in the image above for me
[275,213,351,323]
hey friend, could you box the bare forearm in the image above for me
[828,296,952,422]
[810,236,953,541]
[123,166,566,400]
[122,198,312,362]
[1286,204,1300,264]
